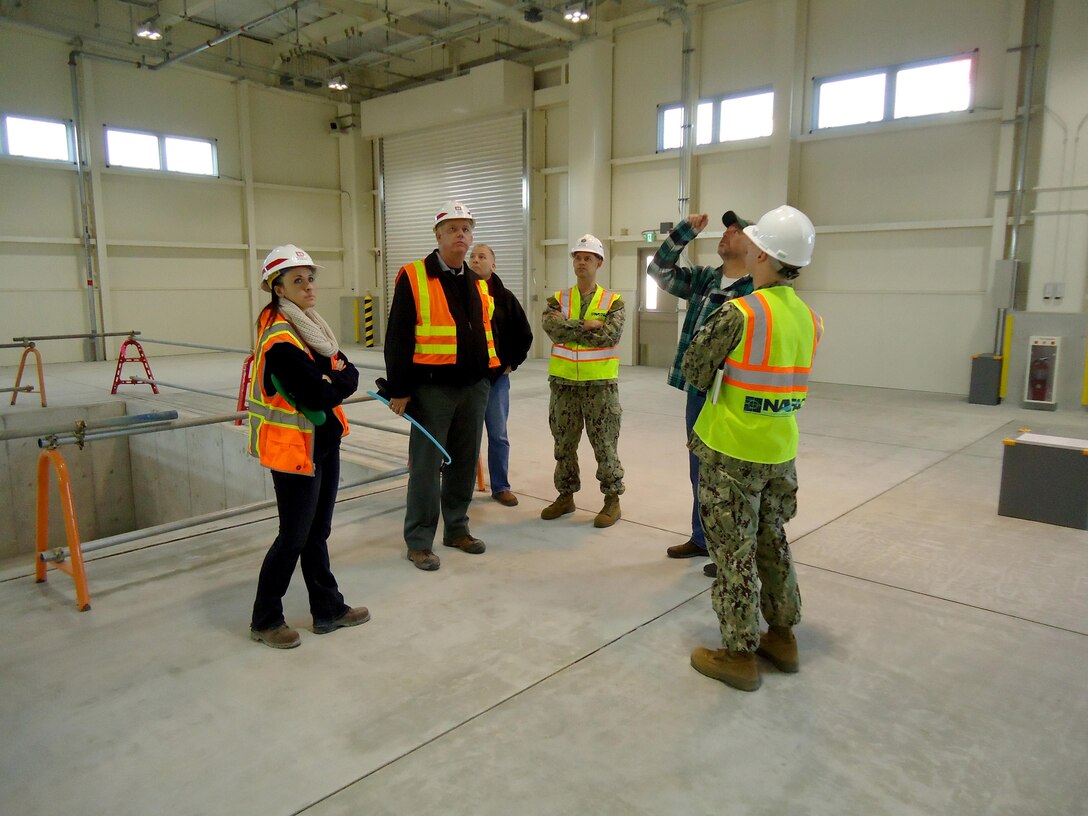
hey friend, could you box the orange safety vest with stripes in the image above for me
[547,284,622,381]
[399,259,500,369]
[693,286,823,464]
[247,312,349,475]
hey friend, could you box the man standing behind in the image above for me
[682,205,823,692]
[383,201,501,571]
[648,211,753,572]
[540,234,626,528]
[468,243,534,507]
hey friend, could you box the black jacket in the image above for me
[482,271,534,381]
[384,250,492,398]
[264,342,359,455]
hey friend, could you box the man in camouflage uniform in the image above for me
[541,234,626,528]
[681,205,824,691]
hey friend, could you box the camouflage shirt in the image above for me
[543,289,626,387]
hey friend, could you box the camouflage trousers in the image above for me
[697,453,801,653]
[548,381,625,495]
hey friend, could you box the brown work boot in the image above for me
[703,562,717,578]
[690,646,761,691]
[593,494,621,528]
[250,623,301,649]
[492,490,519,507]
[407,550,441,571]
[541,493,575,520]
[444,535,486,554]
[313,606,371,635]
[667,539,707,558]
[757,625,799,673]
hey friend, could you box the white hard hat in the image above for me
[261,244,320,292]
[434,200,475,228]
[743,205,816,268]
[570,234,605,259]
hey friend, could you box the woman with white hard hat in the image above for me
[247,244,368,649]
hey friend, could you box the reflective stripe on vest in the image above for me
[247,314,349,475]
[401,259,500,368]
[693,287,822,464]
[547,285,621,381]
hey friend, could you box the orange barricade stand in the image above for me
[10,343,47,407]
[35,448,91,612]
[235,354,254,426]
[476,457,486,492]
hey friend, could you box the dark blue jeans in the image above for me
[251,445,348,631]
[686,390,708,551]
[484,372,511,494]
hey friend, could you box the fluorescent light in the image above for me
[328,76,348,91]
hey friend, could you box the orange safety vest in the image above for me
[398,259,500,368]
[247,312,349,475]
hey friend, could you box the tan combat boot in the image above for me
[541,493,575,520]
[756,625,799,673]
[690,646,761,691]
[593,494,621,528]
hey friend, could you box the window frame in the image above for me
[0,113,76,164]
[812,50,977,133]
[657,86,775,153]
[104,125,219,177]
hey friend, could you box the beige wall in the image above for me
[0,25,375,369]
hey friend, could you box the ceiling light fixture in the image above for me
[136,20,163,40]
[328,76,348,91]
[563,3,589,23]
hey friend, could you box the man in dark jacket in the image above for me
[468,243,534,506]
[384,201,499,571]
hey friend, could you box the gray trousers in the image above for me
[403,379,490,552]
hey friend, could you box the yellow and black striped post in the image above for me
[363,295,375,347]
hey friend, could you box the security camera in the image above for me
[329,120,340,133]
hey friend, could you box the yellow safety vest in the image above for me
[548,285,622,381]
[399,259,500,369]
[247,314,349,475]
[693,287,823,464]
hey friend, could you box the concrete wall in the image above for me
[0,403,134,559]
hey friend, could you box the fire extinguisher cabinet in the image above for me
[1023,336,1060,409]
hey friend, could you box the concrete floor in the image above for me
[1,349,1086,816]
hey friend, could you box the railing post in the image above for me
[35,449,91,611]
[235,354,254,426]
[11,344,47,407]
[112,337,158,395]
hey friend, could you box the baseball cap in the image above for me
[722,210,751,229]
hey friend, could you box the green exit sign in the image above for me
[642,230,656,242]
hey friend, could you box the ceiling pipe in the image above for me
[148,1,307,71]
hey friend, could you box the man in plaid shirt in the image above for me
[647,210,754,575]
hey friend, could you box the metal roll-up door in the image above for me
[380,111,528,321]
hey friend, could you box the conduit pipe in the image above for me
[148,2,305,71]
[129,378,238,401]
[68,51,102,360]
[996,0,1042,354]
[135,337,250,354]
[0,411,178,444]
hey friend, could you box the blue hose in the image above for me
[366,391,452,465]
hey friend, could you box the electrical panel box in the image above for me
[1023,336,1060,409]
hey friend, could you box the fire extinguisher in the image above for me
[1029,357,1050,401]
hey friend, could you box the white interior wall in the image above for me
[0,25,370,369]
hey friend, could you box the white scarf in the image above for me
[277,299,340,359]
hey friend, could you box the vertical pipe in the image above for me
[676,8,694,220]
[69,52,103,361]
[996,0,1042,354]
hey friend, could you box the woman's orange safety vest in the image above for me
[399,259,500,368]
[247,312,349,475]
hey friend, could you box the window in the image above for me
[813,52,975,131]
[105,126,218,176]
[1,115,74,162]
[658,89,773,151]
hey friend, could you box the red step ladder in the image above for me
[111,338,158,395]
